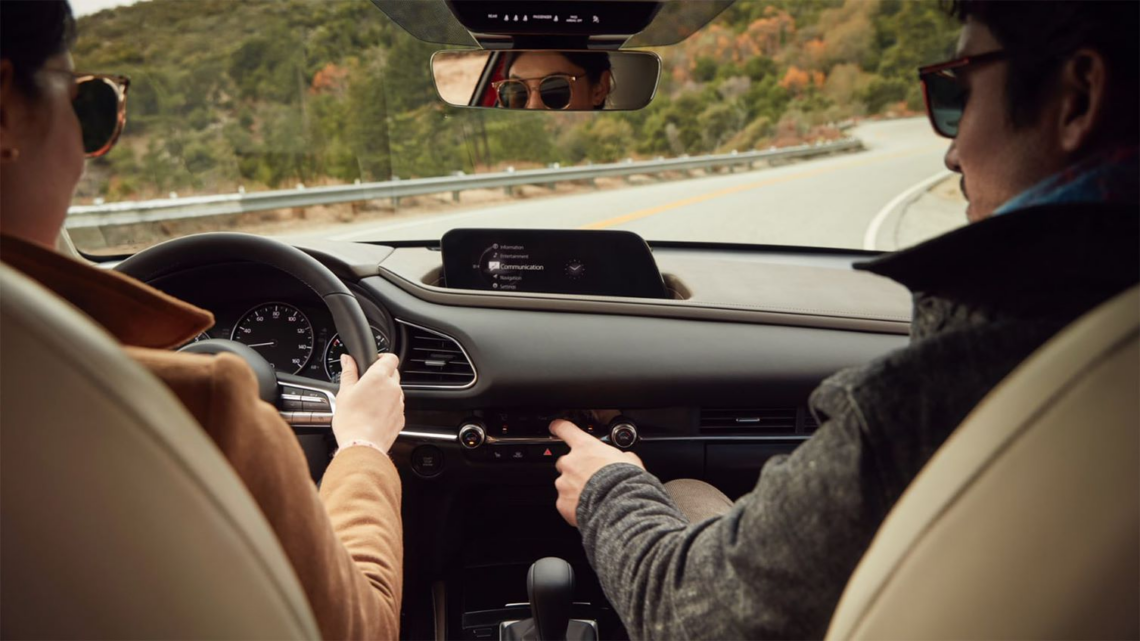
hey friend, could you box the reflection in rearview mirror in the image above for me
[432,50,661,111]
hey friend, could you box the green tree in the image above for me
[580,118,636,163]
[744,56,778,81]
[700,101,748,150]
[382,36,439,114]
[693,56,719,82]
[228,26,309,105]
[874,0,957,108]
[345,57,392,181]
[744,75,790,122]
[859,75,909,113]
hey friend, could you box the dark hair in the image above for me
[0,0,77,97]
[506,51,612,83]
[555,52,612,86]
[947,0,1139,135]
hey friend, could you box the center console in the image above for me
[388,406,814,640]
[456,410,638,462]
[448,549,624,640]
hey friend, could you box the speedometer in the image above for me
[324,328,391,381]
[230,302,314,374]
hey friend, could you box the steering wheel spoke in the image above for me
[277,372,338,428]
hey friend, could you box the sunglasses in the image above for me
[918,51,1008,138]
[493,74,579,110]
[46,71,131,157]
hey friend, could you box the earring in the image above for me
[0,148,18,161]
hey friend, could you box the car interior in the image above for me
[1,1,1136,640]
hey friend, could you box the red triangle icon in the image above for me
[543,448,553,457]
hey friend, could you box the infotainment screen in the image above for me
[441,229,668,299]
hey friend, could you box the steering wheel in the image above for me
[116,232,379,407]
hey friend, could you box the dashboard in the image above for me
[151,255,834,494]
[142,239,911,484]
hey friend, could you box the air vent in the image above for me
[801,407,821,434]
[398,321,476,388]
[699,408,798,435]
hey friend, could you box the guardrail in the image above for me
[66,138,862,229]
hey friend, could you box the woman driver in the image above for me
[0,2,405,638]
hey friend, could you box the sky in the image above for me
[71,0,143,17]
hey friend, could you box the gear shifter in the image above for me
[501,558,597,641]
[529,557,574,641]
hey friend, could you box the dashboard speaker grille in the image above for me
[699,408,798,435]
[398,321,476,388]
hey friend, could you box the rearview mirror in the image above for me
[431,50,660,111]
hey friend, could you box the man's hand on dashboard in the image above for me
[333,353,405,453]
[550,419,645,527]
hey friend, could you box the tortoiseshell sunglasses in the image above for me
[493,74,580,110]
[46,72,131,157]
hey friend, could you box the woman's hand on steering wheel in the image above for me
[333,353,405,454]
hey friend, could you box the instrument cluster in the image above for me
[190,299,390,381]
[154,263,394,382]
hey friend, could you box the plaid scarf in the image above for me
[996,146,1139,215]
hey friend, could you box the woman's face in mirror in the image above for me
[507,52,611,110]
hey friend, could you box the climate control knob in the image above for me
[458,423,486,449]
[610,422,638,449]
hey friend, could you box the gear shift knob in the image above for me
[528,557,574,641]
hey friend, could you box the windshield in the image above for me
[69,0,963,256]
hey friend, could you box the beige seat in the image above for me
[827,286,1139,640]
[0,264,319,639]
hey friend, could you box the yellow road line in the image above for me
[579,143,946,231]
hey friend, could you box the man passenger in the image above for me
[550,2,1139,638]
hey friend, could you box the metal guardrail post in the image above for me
[451,171,464,202]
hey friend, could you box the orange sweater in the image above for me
[1,235,402,640]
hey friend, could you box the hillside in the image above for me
[73,0,958,202]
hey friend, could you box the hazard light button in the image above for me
[530,443,569,460]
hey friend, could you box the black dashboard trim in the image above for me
[359,273,908,409]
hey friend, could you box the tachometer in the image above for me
[230,302,314,374]
[324,328,390,381]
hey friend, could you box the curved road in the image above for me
[290,118,955,250]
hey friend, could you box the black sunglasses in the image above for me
[918,50,1008,138]
[493,74,579,110]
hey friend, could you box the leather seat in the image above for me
[827,286,1139,640]
[0,264,319,639]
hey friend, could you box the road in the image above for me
[282,118,956,250]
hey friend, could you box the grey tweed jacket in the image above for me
[577,204,1139,640]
